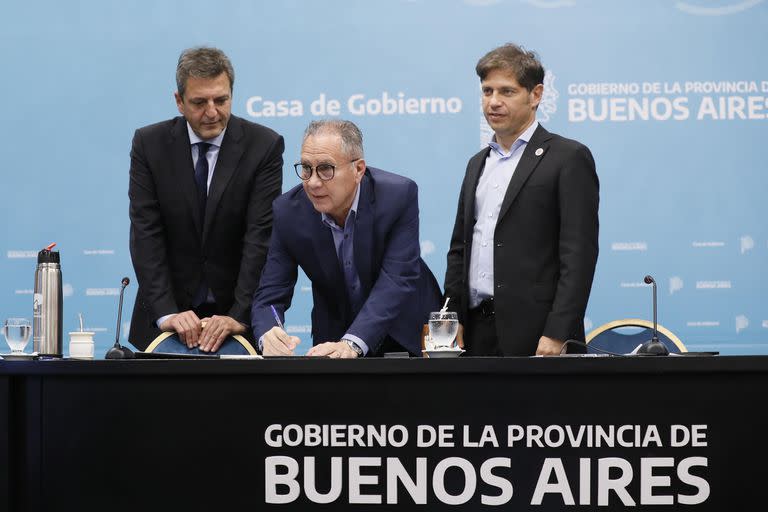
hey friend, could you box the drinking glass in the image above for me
[428,311,459,350]
[4,318,32,354]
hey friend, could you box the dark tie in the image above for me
[192,142,212,307]
[194,142,212,222]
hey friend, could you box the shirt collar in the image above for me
[187,122,226,148]
[488,120,539,157]
[322,182,361,229]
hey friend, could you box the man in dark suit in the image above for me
[128,47,284,352]
[252,120,442,358]
[444,43,599,357]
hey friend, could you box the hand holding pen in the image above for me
[261,305,301,356]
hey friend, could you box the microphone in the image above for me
[636,275,669,356]
[105,277,135,359]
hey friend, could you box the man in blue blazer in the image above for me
[252,120,441,357]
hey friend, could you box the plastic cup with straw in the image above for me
[440,297,450,316]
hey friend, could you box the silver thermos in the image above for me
[33,244,63,357]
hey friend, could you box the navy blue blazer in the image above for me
[251,167,442,355]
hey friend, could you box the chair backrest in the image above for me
[145,332,257,356]
[586,319,686,355]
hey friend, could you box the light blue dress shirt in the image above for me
[469,120,539,308]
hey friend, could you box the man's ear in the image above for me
[174,91,184,115]
[530,83,544,109]
[354,158,366,182]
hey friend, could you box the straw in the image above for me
[440,297,450,313]
[78,313,84,332]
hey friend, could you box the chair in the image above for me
[145,331,257,356]
[586,319,686,355]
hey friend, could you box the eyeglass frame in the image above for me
[293,158,361,182]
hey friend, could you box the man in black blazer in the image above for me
[128,47,284,352]
[444,43,599,357]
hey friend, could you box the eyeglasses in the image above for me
[294,159,360,181]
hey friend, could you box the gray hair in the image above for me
[176,47,235,98]
[303,120,364,159]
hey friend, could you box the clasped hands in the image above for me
[261,326,359,358]
[159,310,245,352]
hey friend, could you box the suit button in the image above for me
[496,284,504,289]
[496,242,504,247]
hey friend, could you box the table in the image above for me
[2,356,767,510]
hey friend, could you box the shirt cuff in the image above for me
[156,313,175,329]
[341,333,369,356]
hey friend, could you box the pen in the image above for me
[270,305,284,330]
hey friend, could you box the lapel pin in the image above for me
[535,148,544,157]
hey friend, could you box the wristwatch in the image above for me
[344,339,364,357]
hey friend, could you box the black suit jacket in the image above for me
[444,124,599,356]
[128,115,284,350]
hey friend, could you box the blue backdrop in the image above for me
[1,0,766,356]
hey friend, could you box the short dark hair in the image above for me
[176,47,235,98]
[475,43,544,92]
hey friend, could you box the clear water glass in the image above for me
[428,311,458,350]
[4,317,31,354]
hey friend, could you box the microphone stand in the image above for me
[636,275,669,356]
[105,277,135,359]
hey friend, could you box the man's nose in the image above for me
[204,100,217,117]
[488,92,502,107]
[306,170,324,188]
